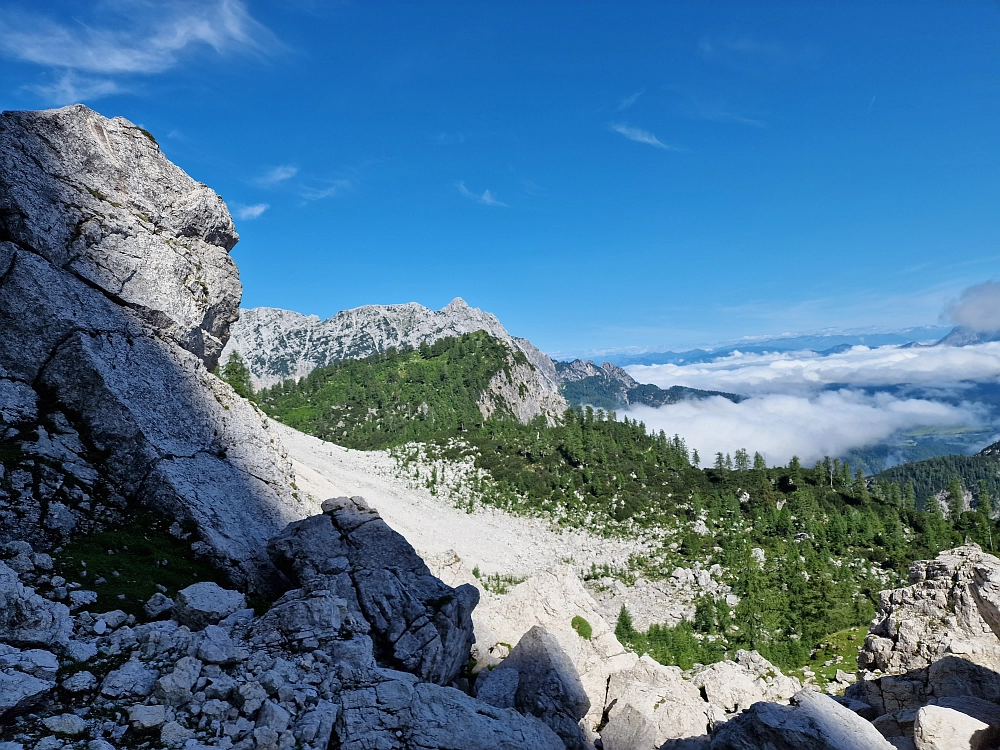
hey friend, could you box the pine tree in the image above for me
[904,482,917,510]
[220,352,255,401]
[853,469,870,501]
[715,452,725,470]
[753,452,767,472]
[692,449,700,468]
[978,480,993,519]
[947,477,964,520]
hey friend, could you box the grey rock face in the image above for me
[267,498,479,686]
[0,106,308,589]
[0,561,72,649]
[503,625,591,749]
[709,689,895,750]
[172,583,246,631]
[474,667,519,708]
[0,668,53,718]
[0,105,238,367]
[854,545,1000,716]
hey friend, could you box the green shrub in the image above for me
[571,615,592,640]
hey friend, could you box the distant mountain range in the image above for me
[599,326,955,367]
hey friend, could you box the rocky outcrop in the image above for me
[0,105,308,590]
[0,530,563,750]
[709,689,895,749]
[266,496,479,686]
[852,545,1000,716]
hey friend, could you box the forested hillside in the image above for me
[876,442,1000,510]
[233,332,1000,674]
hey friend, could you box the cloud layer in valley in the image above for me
[624,391,984,467]
[621,340,1000,465]
[627,341,1000,396]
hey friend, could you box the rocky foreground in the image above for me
[6,105,1000,749]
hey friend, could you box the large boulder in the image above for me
[267,498,478,686]
[172,582,246,631]
[853,545,1000,716]
[913,697,1000,750]
[473,564,638,737]
[503,625,591,749]
[0,105,308,589]
[600,655,714,750]
[0,561,71,649]
[709,689,895,750]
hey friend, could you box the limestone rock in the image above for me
[334,674,564,750]
[503,626,591,749]
[474,667,519,709]
[600,655,713,750]
[709,689,895,750]
[913,702,1000,750]
[154,655,202,706]
[100,657,157,699]
[691,650,801,715]
[0,105,308,590]
[855,545,1000,716]
[0,561,72,648]
[0,668,53,717]
[41,713,88,736]
[474,564,638,736]
[144,593,174,620]
[173,583,246,631]
[128,704,167,730]
[267,500,478,686]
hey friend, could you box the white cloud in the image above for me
[27,71,122,105]
[0,0,278,103]
[945,281,1000,332]
[623,391,982,466]
[618,88,645,111]
[234,203,268,220]
[301,179,352,201]
[627,342,1000,397]
[257,165,298,185]
[457,181,507,207]
[610,123,683,151]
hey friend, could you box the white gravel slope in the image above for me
[271,420,646,578]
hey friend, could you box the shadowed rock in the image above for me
[267,497,478,686]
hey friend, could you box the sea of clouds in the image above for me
[622,341,1000,466]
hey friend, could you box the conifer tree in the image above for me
[221,351,255,401]
[947,477,965,520]
[904,482,916,510]
[978,480,992,519]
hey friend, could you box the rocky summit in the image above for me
[8,104,1000,750]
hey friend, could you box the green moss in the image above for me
[571,615,592,640]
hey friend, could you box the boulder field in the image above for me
[7,105,1000,749]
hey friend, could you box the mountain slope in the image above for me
[875,441,1000,509]
[557,359,741,409]
[222,297,560,392]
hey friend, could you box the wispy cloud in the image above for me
[257,165,298,185]
[233,203,268,220]
[617,88,645,111]
[699,109,767,128]
[944,281,1000,332]
[610,123,684,151]
[457,181,507,207]
[698,34,785,61]
[0,0,279,104]
[301,179,352,201]
[27,71,122,103]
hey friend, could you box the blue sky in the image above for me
[1,1,998,357]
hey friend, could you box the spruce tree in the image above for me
[221,351,255,401]
[978,480,993,519]
[947,477,964,520]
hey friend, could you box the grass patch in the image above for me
[53,508,231,617]
[571,615,592,640]
[783,625,866,688]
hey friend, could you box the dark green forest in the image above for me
[876,447,1000,510]
[233,332,998,672]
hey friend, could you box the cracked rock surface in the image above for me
[0,105,308,590]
